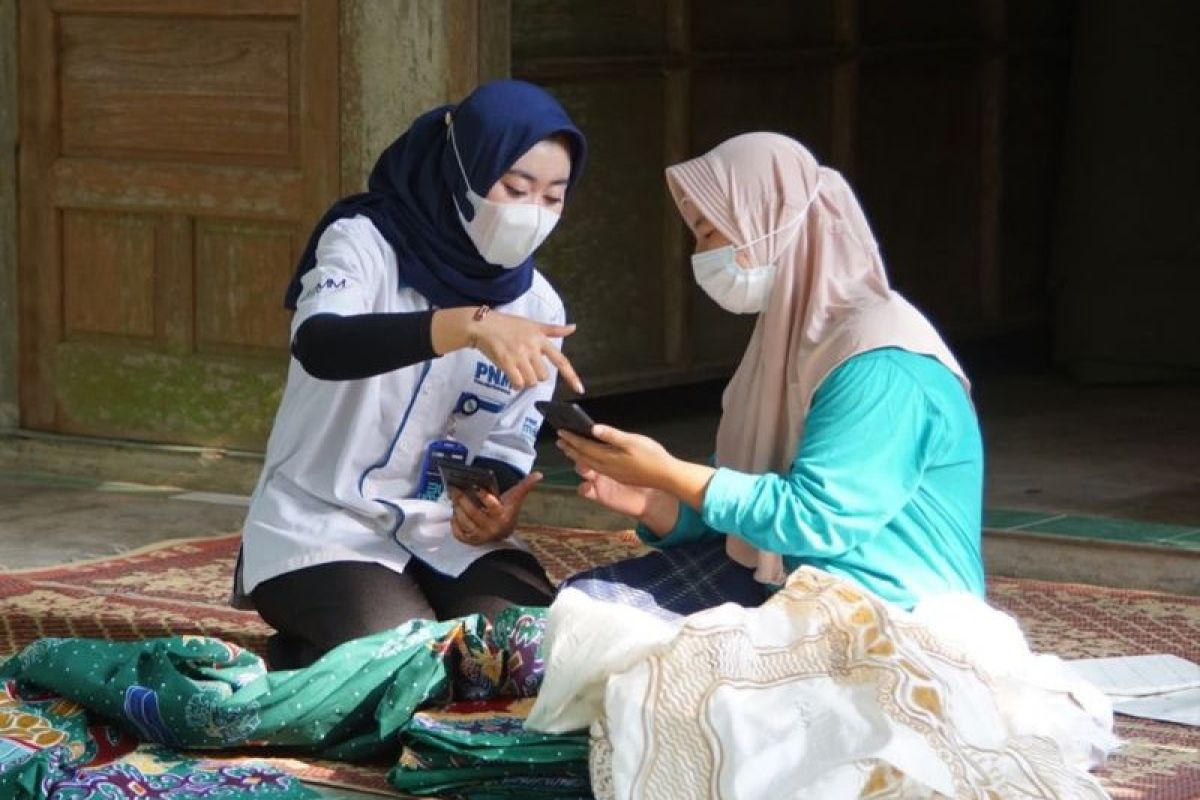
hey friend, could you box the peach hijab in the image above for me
[665,133,969,585]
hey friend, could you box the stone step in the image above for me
[984,529,1199,596]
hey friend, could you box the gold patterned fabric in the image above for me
[536,568,1115,799]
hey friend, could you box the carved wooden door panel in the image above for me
[18,0,338,448]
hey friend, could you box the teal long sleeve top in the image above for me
[639,347,985,609]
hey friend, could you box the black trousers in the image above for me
[250,549,555,670]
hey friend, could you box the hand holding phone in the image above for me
[534,400,600,441]
[437,461,500,504]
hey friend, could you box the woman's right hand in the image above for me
[576,467,680,536]
[431,307,583,394]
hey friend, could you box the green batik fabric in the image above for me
[389,697,590,799]
[0,678,316,800]
[1,621,461,759]
[0,606,589,799]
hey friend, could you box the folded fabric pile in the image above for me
[0,606,589,799]
[391,697,590,799]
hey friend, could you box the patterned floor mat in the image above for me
[1,528,1197,798]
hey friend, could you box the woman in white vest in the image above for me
[235,80,587,669]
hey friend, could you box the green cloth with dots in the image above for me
[0,607,588,798]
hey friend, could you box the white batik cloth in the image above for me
[528,567,1117,800]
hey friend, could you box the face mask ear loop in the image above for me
[445,113,478,217]
[732,178,823,256]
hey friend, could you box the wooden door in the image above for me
[18,0,338,449]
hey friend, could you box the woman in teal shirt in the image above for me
[557,132,984,616]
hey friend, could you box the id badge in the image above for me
[415,439,469,501]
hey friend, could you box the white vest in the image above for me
[239,216,564,595]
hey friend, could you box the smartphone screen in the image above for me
[534,400,599,440]
[438,462,500,498]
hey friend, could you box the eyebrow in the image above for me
[505,168,569,186]
[680,200,707,229]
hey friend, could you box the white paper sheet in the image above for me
[1066,654,1200,697]
[1114,687,1200,727]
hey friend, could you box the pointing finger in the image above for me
[542,346,585,394]
[539,322,577,338]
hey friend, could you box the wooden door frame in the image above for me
[0,0,18,430]
[16,0,57,430]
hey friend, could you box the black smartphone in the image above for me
[437,461,500,500]
[535,400,599,440]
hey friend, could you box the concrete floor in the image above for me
[1,369,1197,798]
[1,371,1198,567]
[976,374,1200,525]
[0,478,245,569]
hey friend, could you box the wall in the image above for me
[0,0,1096,458]
[339,0,510,193]
[1053,1,1200,382]
[512,0,1077,394]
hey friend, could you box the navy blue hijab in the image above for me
[285,80,587,310]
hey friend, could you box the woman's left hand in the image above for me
[450,471,542,546]
[557,426,678,492]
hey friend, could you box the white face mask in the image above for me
[690,183,820,314]
[448,119,560,269]
[691,248,779,315]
